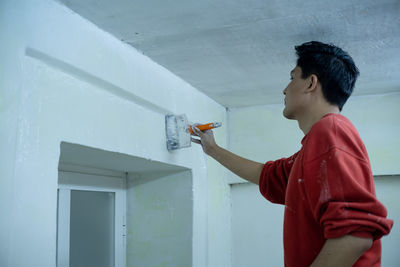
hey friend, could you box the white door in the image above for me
[57,165,126,267]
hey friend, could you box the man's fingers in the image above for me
[191,137,201,144]
[192,126,204,137]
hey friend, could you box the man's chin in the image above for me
[283,108,295,120]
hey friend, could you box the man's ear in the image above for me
[306,74,318,92]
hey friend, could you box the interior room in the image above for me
[1,0,399,266]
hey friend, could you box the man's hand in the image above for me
[310,235,373,267]
[191,124,218,156]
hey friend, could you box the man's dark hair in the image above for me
[295,41,359,111]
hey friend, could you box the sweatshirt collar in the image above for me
[301,113,340,145]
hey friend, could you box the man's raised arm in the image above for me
[191,126,264,185]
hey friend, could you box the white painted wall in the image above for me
[0,0,231,266]
[228,93,400,266]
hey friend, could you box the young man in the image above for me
[191,41,393,267]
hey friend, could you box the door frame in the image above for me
[57,163,127,267]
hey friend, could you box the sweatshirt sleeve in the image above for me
[303,148,393,240]
[259,152,299,205]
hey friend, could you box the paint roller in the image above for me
[165,114,222,150]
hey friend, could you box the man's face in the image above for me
[282,66,310,120]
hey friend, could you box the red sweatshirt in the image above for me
[259,113,393,267]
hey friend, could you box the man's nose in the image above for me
[283,88,287,95]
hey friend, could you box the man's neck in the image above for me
[297,105,340,135]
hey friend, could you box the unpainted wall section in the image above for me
[231,182,284,266]
[0,0,230,266]
[127,171,192,267]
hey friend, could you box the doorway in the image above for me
[57,165,126,267]
[57,142,193,267]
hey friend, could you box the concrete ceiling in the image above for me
[59,0,400,107]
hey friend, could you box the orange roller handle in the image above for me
[188,123,217,135]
